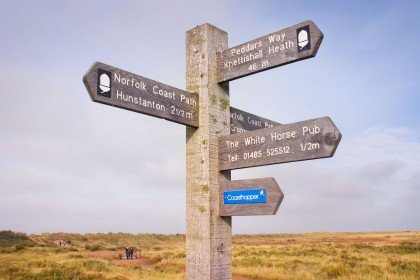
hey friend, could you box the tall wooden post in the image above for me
[186,24,232,279]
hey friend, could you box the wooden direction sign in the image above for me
[230,106,280,134]
[83,62,199,127]
[219,177,284,216]
[82,22,339,280]
[217,20,323,83]
[219,116,341,170]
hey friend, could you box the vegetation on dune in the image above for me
[0,231,418,279]
[0,230,37,249]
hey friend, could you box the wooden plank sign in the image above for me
[219,177,284,216]
[217,20,323,83]
[230,106,280,134]
[83,62,199,127]
[219,116,341,170]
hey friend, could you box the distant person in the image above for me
[68,240,71,246]
[59,240,62,246]
[129,247,134,259]
[125,247,129,260]
[63,240,66,246]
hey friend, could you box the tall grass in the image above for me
[0,231,419,279]
[0,247,184,280]
[231,231,420,279]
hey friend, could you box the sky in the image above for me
[1,0,419,234]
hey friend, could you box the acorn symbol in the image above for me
[99,73,110,93]
[298,30,309,50]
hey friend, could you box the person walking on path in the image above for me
[125,247,129,260]
[129,247,134,259]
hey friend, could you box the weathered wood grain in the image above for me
[219,116,341,171]
[186,24,232,280]
[217,20,323,83]
[219,177,284,216]
[83,62,199,127]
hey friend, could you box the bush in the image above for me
[151,255,163,263]
[85,244,102,251]
[0,247,15,254]
[14,244,25,251]
[0,230,36,247]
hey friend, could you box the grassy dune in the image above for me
[232,232,420,279]
[0,231,419,279]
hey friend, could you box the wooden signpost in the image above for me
[220,177,284,216]
[217,20,323,82]
[83,62,199,127]
[219,117,341,171]
[84,20,339,280]
[185,25,232,280]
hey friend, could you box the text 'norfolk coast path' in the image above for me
[83,62,199,127]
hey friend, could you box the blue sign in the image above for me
[224,189,267,204]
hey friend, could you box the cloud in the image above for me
[0,61,187,233]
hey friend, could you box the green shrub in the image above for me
[85,244,102,251]
[152,255,163,263]
[0,247,15,254]
[14,244,25,251]
[0,230,36,247]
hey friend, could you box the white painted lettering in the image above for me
[226,140,239,149]
[270,131,296,141]
[302,125,321,135]
[114,73,146,91]
[180,94,197,107]
[244,135,266,146]
[152,85,176,100]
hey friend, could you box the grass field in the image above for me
[0,230,419,279]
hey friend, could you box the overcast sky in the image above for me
[1,0,419,234]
